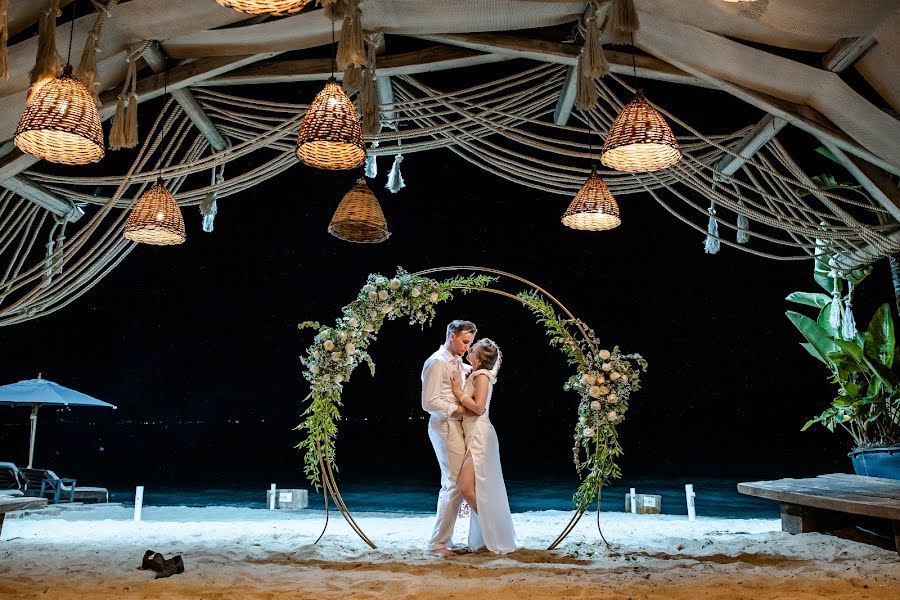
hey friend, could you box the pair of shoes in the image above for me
[155,555,185,579]
[425,547,454,558]
[137,550,164,572]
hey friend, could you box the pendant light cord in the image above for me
[330,21,336,79]
[66,0,77,67]
[630,32,639,93]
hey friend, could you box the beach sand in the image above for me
[1,505,898,598]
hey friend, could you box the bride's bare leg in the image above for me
[458,451,477,513]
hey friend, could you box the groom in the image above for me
[421,319,477,557]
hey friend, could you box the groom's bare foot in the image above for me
[426,547,454,558]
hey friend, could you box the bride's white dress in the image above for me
[462,369,517,554]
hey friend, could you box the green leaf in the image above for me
[787,311,841,366]
[813,239,840,295]
[864,303,895,368]
[815,146,841,165]
[786,292,832,308]
[800,342,827,364]
[817,302,840,338]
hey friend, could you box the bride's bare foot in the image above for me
[426,547,454,558]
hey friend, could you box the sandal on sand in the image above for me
[155,555,185,579]
[138,550,164,572]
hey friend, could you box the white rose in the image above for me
[382,304,393,314]
[598,385,609,395]
[590,400,601,411]
[338,331,348,341]
[610,371,620,381]
[411,287,421,297]
[323,340,335,351]
[364,323,374,332]
[601,362,612,372]
[429,291,439,302]
[598,349,611,360]
[363,284,374,293]
[596,374,605,384]
[310,365,319,374]
[378,289,389,301]
[582,373,597,386]
[608,394,618,403]
[607,410,618,421]
[375,276,387,286]
[583,427,595,438]
[390,278,401,290]
[331,352,341,362]
[368,291,378,301]
[334,375,344,383]
[348,317,359,328]
[345,342,355,355]
[589,386,602,398]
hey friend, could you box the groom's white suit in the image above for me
[422,345,470,552]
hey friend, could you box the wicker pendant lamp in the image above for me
[562,166,620,231]
[15,3,106,169]
[123,179,186,245]
[214,0,312,16]
[296,78,365,170]
[600,89,680,173]
[328,178,390,243]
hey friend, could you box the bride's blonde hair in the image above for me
[474,338,501,373]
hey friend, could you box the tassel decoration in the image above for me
[607,0,640,45]
[704,206,720,254]
[342,64,362,94]
[736,208,750,244]
[364,154,377,179]
[200,166,223,233]
[841,281,857,341]
[75,31,100,106]
[320,0,348,22]
[0,0,9,79]
[336,0,366,72]
[28,1,63,103]
[110,58,138,150]
[574,50,597,111]
[583,4,609,78]
[359,66,378,136]
[386,154,405,193]
[829,276,843,332]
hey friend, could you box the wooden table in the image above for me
[738,473,900,554]
[0,496,48,537]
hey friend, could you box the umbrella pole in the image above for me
[28,405,39,468]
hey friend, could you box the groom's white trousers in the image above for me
[427,415,466,550]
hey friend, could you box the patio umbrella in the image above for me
[0,376,116,468]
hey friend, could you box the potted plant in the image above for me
[786,254,900,479]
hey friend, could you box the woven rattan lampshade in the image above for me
[297,79,365,170]
[328,178,391,243]
[561,167,621,231]
[123,180,186,245]
[601,90,681,173]
[214,0,312,16]
[15,66,105,165]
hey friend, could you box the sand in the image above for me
[0,504,898,599]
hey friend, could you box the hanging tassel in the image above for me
[123,58,139,148]
[342,64,362,95]
[42,237,56,287]
[28,1,63,103]
[828,272,844,332]
[386,154,405,193]
[319,0,348,22]
[583,4,609,78]
[842,281,857,341]
[110,59,137,150]
[736,213,750,244]
[704,206,720,254]
[574,50,597,111]
[336,0,366,73]
[364,154,377,179]
[0,0,9,79]
[359,67,378,136]
[200,166,223,233]
[75,31,100,106]
[607,0,640,45]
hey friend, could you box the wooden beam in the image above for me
[553,65,578,126]
[140,43,228,151]
[195,46,512,87]
[822,36,876,73]
[714,36,877,179]
[820,140,900,222]
[1,175,83,222]
[411,32,713,89]
[376,76,396,130]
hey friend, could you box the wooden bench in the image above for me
[0,496,48,538]
[737,473,900,554]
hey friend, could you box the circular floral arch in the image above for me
[297,267,647,549]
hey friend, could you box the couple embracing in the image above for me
[421,320,517,557]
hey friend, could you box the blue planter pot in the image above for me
[848,446,900,479]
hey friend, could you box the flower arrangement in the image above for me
[297,269,647,513]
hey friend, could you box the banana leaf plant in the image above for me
[787,256,900,448]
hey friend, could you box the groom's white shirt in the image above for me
[421,346,463,420]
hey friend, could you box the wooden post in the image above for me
[269,483,276,510]
[134,486,144,522]
[629,488,637,514]
[686,484,696,521]
[779,502,821,534]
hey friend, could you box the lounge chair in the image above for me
[0,462,26,496]
[19,468,109,504]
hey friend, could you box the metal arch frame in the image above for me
[311,266,619,551]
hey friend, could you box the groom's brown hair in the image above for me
[446,319,477,339]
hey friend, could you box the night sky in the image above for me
[0,55,892,493]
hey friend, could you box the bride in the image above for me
[450,338,517,554]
